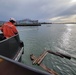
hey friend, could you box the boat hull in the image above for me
[0,55,50,75]
[0,33,24,61]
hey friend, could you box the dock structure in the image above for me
[16,19,41,26]
[15,23,41,26]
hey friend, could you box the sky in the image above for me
[0,0,76,22]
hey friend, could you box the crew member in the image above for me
[0,18,18,39]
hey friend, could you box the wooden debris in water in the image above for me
[30,50,71,75]
[32,50,47,64]
[30,54,59,75]
[37,51,48,65]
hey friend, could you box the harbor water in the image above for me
[17,24,76,75]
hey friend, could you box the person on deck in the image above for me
[0,18,18,39]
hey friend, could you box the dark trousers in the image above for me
[0,33,6,41]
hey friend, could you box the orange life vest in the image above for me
[1,22,18,38]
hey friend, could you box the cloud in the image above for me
[50,14,76,22]
[0,0,76,22]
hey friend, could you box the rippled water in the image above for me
[17,24,76,75]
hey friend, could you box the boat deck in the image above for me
[0,56,50,75]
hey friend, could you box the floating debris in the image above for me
[30,50,72,75]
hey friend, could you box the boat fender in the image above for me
[20,40,24,47]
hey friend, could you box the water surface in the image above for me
[17,24,76,75]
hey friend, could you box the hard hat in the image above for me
[9,18,16,22]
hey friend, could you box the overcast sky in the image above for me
[0,0,76,22]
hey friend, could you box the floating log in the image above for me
[30,50,72,75]
[47,50,64,58]
[32,50,47,64]
[47,50,71,60]
[56,52,71,60]
[37,52,48,65]
[30,54,59,75]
